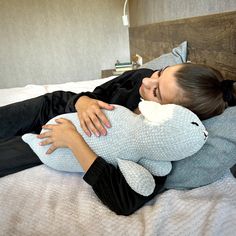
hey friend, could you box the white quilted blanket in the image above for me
[1,78,236,236]
[0,166,235,236]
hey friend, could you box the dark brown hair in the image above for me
[175,63,236,120]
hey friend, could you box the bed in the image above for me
[0,77,236,236]
[1,11,236,236]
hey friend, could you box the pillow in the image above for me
[140,41,187,70]
[165,107,236,189]
[22,100,207,196]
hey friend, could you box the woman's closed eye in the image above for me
[157,69,163,77]
[158,66,169,77]
[153,67,168,100]
[153,87,161,100]
[153,87,157,97]
[153,78,163,101]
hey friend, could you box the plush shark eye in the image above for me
[191,121,199,126]
[204,130,208,140]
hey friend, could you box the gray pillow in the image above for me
[140,41,187,70]
[165,107,236,189]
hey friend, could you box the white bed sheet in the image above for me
[0,77,236,236]
[0,76,115,107]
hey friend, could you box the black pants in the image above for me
[0,91,77,177]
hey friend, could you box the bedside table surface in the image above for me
[101,69,114,78]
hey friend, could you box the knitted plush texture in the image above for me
[22,100,207,196]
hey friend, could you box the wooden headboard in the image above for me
[129,11,236,81]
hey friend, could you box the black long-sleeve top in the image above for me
[67,69,167,215]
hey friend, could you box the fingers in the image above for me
[37,135,56,155]
[97,100,115,111]
[96,109,111,128]
[42,124,55,130]
[96,101,114,129]
[79,113,104,137]
[46,145,57,154]
[78,115,92,137]
[76,97,114,137]
[55,118,71,124]
[39,138,53,146]
[37,131,51,139]
[79,110,109,137]
[88,113,107,136]
[38,124,60,155]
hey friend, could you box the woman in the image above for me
[0,63,235,215]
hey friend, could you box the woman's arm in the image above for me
[39,119,166,215]
[83,157,167,216]
[66,69,142,108]
[66,132,167,215]
[71,69,154,137]
[75,96,115,137]
[39,118,97,172]
[66,130,97,172]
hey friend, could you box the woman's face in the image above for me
[139,64,184,104]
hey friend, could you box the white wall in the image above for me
[0,0,130,88]
[129,0,236,26]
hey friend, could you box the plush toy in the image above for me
[22,100,208,196]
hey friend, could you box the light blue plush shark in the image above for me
[22,100,208,196]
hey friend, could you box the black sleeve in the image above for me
[70,68,162,215]
[83,157,167,216]
[66,69,154,111]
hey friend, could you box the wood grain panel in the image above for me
[129,11,236,80]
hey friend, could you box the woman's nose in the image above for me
[142,77,156,89]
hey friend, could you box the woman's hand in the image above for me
[75,96,114,137]
[37,118,79,154]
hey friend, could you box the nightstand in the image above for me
[101,69,114,78]
[101,69,126,78]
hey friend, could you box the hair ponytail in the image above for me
[220,80,236,106]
